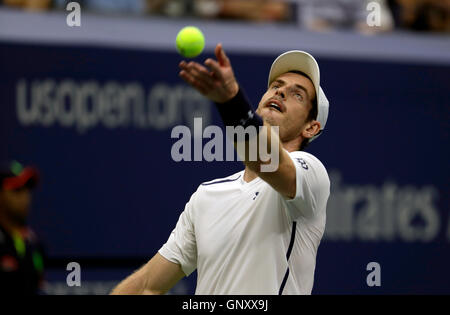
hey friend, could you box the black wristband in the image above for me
[214,87,263,129]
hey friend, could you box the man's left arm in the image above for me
[214,88,296,198]
[247,130,297,199]
[179,43,296,199]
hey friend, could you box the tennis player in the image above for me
[111,43,330,295]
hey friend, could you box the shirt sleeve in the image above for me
[158,192,197,277]
[283,151,330,220]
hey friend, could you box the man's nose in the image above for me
[275,88,286,99]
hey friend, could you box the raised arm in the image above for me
[110,253,185,295]
[179,43,296,199]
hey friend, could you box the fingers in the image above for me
[179,61,214,95]
[215,43,230,67]
[178,44,232,95]
[179,70,210,95]
[190,62,214,85]
[204,58,224,81]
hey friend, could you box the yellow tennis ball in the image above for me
[176,26,205,58]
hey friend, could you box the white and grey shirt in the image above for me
[159,150,330,295]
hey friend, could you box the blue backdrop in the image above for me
[1,41,449,294]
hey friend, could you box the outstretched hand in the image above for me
[179,43,239,103]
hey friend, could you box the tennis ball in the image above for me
[176,26,205,58]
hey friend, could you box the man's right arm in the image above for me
[110,253,185,295]
[112,185,198,295]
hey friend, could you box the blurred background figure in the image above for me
[388,0,450,32]
[297,0,394,33]
[145,0,292,21]
[0,161,45,295]
[1,0,52,10]
[1,0,448,33]
[53,0,147,15]
[145,0,189,17]
[205,0,292,22]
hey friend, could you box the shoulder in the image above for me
[289,151,330,188]
[284,151,330,220]
[289,151,326,171]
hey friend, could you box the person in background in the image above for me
[146,0,292,21]
[388,0,450,33]
[211,0,291,22]
[53,0,147,15]
[0,160,45,295]
[297,0,394,33]
[1,0,52,10]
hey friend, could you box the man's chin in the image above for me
[260,113,280,127]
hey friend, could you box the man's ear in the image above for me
[302,120,321,140]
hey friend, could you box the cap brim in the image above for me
[2,167,39,190]
[268,50,320,104]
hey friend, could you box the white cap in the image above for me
[268,51,329,142]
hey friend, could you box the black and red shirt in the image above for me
[0,224,46,295]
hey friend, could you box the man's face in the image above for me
[256,72,316,142]
[0,187,31,226]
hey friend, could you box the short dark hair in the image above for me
[286,71,318,151]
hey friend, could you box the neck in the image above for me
[243,166,258,183]
[282,134,303,153]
